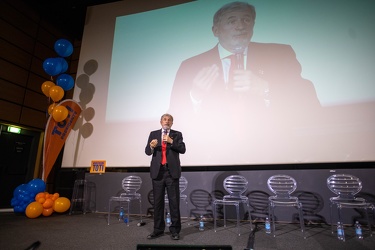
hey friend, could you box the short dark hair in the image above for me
[161,113,173,121]
[213,1,256,26]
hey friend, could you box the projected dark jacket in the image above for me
[145,129,186,179]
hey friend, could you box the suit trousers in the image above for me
[152,165,181,234]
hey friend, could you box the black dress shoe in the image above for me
[147,232,164,239]
[171,233,180,240]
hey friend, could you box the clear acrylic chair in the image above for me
[267,175,306,238]
[69,179,88,215]
[327,174,373,237]
[213,175,253,236]
[165,176,190,224]
[108,175,143,225]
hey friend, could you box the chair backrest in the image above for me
[267,175,297,198]
[327,174,362,199]
[223,175,248,198]
[122,175,142,195]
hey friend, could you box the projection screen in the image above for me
[62,0,375,168]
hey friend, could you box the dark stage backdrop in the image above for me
[62,0,375,168]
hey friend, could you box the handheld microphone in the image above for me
[233,46,245,70]
[163,129,168,144]
[235,53,244,70]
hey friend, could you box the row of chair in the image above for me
[103,174,373,239]
[215,174,373,238]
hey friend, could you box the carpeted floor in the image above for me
[0,212,374,250]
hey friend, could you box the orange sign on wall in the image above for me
[90,160,106,174]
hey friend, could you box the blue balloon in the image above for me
[11,182,37,213]
[57,74,75,91]
[54,39,73,57]
[11,197,18,207]
[14,205,23,213]
[27,178,46,195]
[56,57,69,73]
[13,184,27,197]
[43,58,62,76]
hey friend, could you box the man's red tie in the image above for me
[161,130,167,165]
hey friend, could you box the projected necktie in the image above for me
[161,130,167,165]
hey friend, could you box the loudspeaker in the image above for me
[136,245,232,250]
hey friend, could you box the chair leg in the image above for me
[223,204,227,227]
[337,204,343,234]
[364,207,373,237]
[297,202,306,239]
[139,199,143,222]
[69,180,79,215]
[107,199,111,225]
[83,180,88,214]
[126,201,130,226]
[184,199,190,225]
[329,202,334,234]
[236,203,240,236]
[213,203,217,232]
[270,204,276,237]
[245,203,253,231]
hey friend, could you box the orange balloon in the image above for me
[45,193,51,199]
[49,85,64,102]
[53,197,71,213]
[48,103,57,115]
[35,192,46,201]
[37,197,46,204]
[41,81,55,97]
[25,202,43,219]
[52,193,60,201]
[43,198,54,209]
[52,105,69,122]
[42,208,54,217]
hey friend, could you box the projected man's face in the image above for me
[212,10,254,53]
[160,115,173,130]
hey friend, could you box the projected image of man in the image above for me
[168,1,322,163]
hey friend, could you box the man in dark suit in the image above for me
[168,1,321,163]
[145,113,186,240]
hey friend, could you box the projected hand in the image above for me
[232,69,269,96]
[190,64,219,101]
[150,139,158,149]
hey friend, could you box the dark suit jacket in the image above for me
[145,129,186,179]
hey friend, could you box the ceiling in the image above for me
[27,0,122,40]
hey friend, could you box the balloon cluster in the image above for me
[26,193,71,219]
[41,39,75,122]
[11,178,46,213]
[11,178,71,219]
